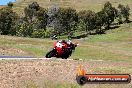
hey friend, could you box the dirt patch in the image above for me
[0,59,132,88]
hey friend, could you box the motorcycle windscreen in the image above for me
[53,42,57,47]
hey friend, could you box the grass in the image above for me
[0,22,132,61]
[70,22,132,61]
[24,80,132,88]
[9,0,132,15]
[25,80,80,88]
[0,0,132,65]
[0,36,53,57]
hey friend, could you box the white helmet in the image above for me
[67,40,72,45]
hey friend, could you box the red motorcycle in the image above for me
[45,41,78,59]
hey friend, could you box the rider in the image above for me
[54,40,71,55]
[60,40,73,49]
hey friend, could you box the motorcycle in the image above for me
[45,42,78,59]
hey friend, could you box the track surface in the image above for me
[0,56,53,60]
[0,55,36,58]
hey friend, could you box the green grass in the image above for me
[70,23,132,61]
[0,36,53,57]
[0,22,132,61]
[0,22,132,60]
[0,0,132,61]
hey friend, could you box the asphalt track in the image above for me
[0,56,51,60]
[0,56,35,58]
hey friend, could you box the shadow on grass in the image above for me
[71,33,88,39]
[110,25,120,30]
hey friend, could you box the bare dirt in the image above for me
[0,59,132,88]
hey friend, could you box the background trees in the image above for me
[0,6,18,35]
[7,2,13,8]
[118,4,130,23]
[101,2,118,30]
[0,1,131,38]
[57,7,78,35]
[47,5,61,35]
[95,11,106,34]
[78,10,96,34]
[36,7,48,30]
[17,2,49,37]
[24,2,40,23]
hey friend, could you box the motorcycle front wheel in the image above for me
[45,49,56,58]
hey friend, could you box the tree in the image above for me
[47,5,60,35]
[22,2,48,37]
[47,7,78,35]
[118,4,130,23]
[24,2,40,22]
[57,7,78,34]
[36,7,48,30]
[0,7,18,35]
[117,4,124,24]
[102,1,118,30]
[7,2,13,8]
[78,10,96,34]
[95,11,106,34]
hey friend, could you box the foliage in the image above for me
[57,7,78,35]
[0,1,131,39]
[7,2,13,8]
[0,7,18,35]
[18,2,49,37]
[24,2,40,22]
[36,7,48,30]
[78,10,96,34]
[31,29,51,38]
[16,22,33,37]
[102,1,118,30]
[118,4,130,23]
[95,11,106,34]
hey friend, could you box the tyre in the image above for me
[45,50,55,58]
[62,57,68,59]
[61,49,69,59]
[76,75,87,85]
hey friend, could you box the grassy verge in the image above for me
[25,80,80,88]
[0,22,132,61]
[70,23,132,61]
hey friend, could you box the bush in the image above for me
[44,29,51,38]
[0,7,18,35]
[31,29,44,38]
[31,29,51,38]
[16,22,33,37]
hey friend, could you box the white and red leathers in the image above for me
[53,41,68,55]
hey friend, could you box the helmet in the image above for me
[67,40,72,45]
